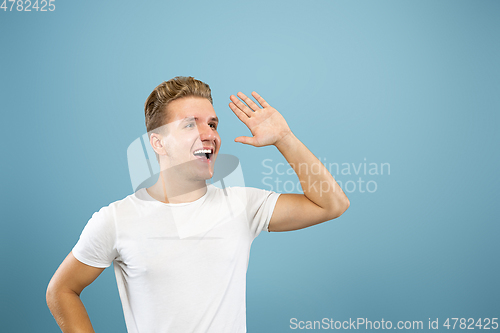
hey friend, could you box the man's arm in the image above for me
[229,92,349,232]
[269,131,349,231]
[46,252,105,333]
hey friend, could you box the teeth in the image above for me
[193,149,213,154]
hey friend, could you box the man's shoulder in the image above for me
[225,185,275,194]
[211,185,276,201]
[92,190,139,217]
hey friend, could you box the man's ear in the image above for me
[150,132,167,156]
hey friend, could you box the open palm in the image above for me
[229,91,291,147]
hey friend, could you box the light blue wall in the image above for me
[1,0,499,332]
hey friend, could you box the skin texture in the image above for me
[46,252,104,333]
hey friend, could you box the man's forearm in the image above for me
[47,289,95,333]
[274,131,349,214]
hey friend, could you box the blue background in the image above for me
[1,0,499,332]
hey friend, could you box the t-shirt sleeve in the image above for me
[71,205,118,268]
[242,187,281,239]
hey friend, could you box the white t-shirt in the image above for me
[72,184,281,333]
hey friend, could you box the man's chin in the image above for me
[203,170,215,180]
[191,168,215,181]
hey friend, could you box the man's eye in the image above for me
[185,123,194,128]
[210,123,217,129]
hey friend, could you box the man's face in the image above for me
[157,97,221,181]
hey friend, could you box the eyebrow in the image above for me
[182,116,219,123]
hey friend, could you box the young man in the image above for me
[46,76,349,332]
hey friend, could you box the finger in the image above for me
[234,136,257,146]
[251,91,270,108]
[229,102,250,125]
[230,94,253,117]
[237,92,261,112]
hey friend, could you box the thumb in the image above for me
[234,136,257,145]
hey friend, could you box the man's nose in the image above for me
[198,123,216,141]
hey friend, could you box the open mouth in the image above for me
[193,148,214,161]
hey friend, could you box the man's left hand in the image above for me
[229,92,291,147]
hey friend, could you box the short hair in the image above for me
[144,76,213,162]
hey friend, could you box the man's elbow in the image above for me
[46,278,68,311]
[329,199,350,220]
[46,280,58,310]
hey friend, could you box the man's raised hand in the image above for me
[229,91,291,147]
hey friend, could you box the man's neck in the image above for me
[146,173,208,204]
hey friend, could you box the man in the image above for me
[46,76,349,332]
